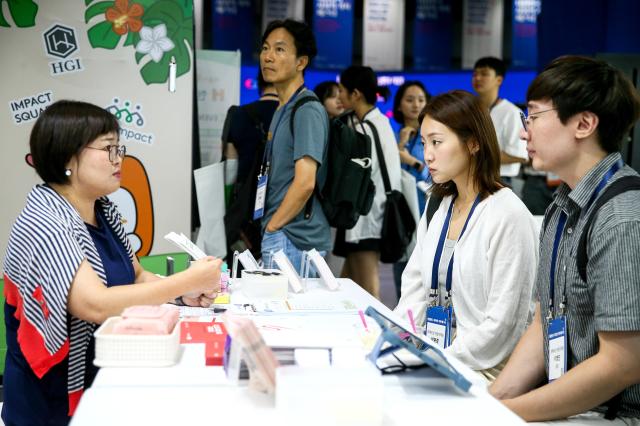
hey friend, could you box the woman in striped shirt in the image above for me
[2,100,221,425]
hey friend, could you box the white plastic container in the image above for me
[93,316,181,367]
[240,269,289,300]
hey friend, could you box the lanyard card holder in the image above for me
[253,174,268,220]
[426,306,452,349]
[547,316,567,382]
[364,306,471,393]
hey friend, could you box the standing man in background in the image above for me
[472,57,528,186]
[257,19,330,272]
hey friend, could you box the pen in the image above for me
[358,310,369,332]
[407,309,417,334]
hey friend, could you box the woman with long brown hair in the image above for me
[394,90,538,382]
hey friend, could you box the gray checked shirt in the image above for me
[536,152,640,418]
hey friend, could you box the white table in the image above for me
[70,279,524,425]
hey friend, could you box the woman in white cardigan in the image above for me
[334,65,402,299]
[394,90,538,382]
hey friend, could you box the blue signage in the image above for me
[413,0,452,71]
[313,0,354,69]
[512,0,540,69]
[212,0,256,64]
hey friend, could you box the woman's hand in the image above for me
[186,256,222,296]
[398,126,416,149]
[181,292,218,308]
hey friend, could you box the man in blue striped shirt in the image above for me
[490,56,640,424]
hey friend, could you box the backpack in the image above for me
[222,103,268,260]
[542,174,640,283]
[290,97,375,229]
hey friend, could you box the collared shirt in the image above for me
[536,152,640,418]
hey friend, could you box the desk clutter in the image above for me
[93,305,181,367]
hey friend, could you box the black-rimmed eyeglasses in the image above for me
[85,145,127,163]
[519,108,557,132]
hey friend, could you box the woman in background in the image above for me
[334,65,402,299]
[392,81,431,299]
[314,81,344,118]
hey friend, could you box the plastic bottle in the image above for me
[220,262,229,293]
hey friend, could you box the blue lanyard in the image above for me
[547,159,623,317]
[260,85,305,175]
[430,195,482,298]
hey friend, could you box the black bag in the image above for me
[223,103,267,260]
[366,120,416,263]
[291,98,375,229]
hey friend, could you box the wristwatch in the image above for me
[412,161,422,171]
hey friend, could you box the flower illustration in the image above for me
[106,0,144,36]
[135,24,175,63]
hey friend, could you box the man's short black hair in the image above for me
[261,19,317,66]
[527,55,640,153]
[474,57,507,78]
[29,100,120,184]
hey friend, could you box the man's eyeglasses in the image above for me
[519,108,557,132]
[85,145,126,163]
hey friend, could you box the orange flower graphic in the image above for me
[106,0,144,35]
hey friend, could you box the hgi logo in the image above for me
[43,23,84,76]
[44,24,77,58]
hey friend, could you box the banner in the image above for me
[413,0,452,71]
[313,0,353,69]
[212,0,256,64]
[0,0,194,257]
[462,0,504,69]
[196,49,241,166]
[512,0,540,69]
[262,0,304,33]
[363,0,405,71]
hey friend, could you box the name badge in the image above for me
[548,316,567,382]
[253,174,268,220]
[426,306,452,349]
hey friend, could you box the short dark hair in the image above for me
[30,100,120,184]
[473,57,506,78]
[261,19,317,67]
[339,65,390,104]
[393,80,431,125]
[527,55,640,153]
[420,90,502,200]
[313,81,339,104]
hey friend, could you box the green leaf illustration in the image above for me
[124,30,141,47]
[1,0,38,27]
[87,20,122,49]
[85,0,96,5]
[134,0,193,85]
[84,1,111,23]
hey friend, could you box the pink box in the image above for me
[112,305,180,335]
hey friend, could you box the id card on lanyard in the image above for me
[253,85,306,220]
[426,194,481,349]
[545,159,623,382]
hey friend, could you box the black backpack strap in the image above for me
[288,95,322,220]
[425,193,442,227]
[576,175,640,282]
[364,120,392,194]
[289,96,321,136]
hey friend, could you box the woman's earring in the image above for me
[65,169,72,176]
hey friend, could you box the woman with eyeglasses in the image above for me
[1,100,221,425]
